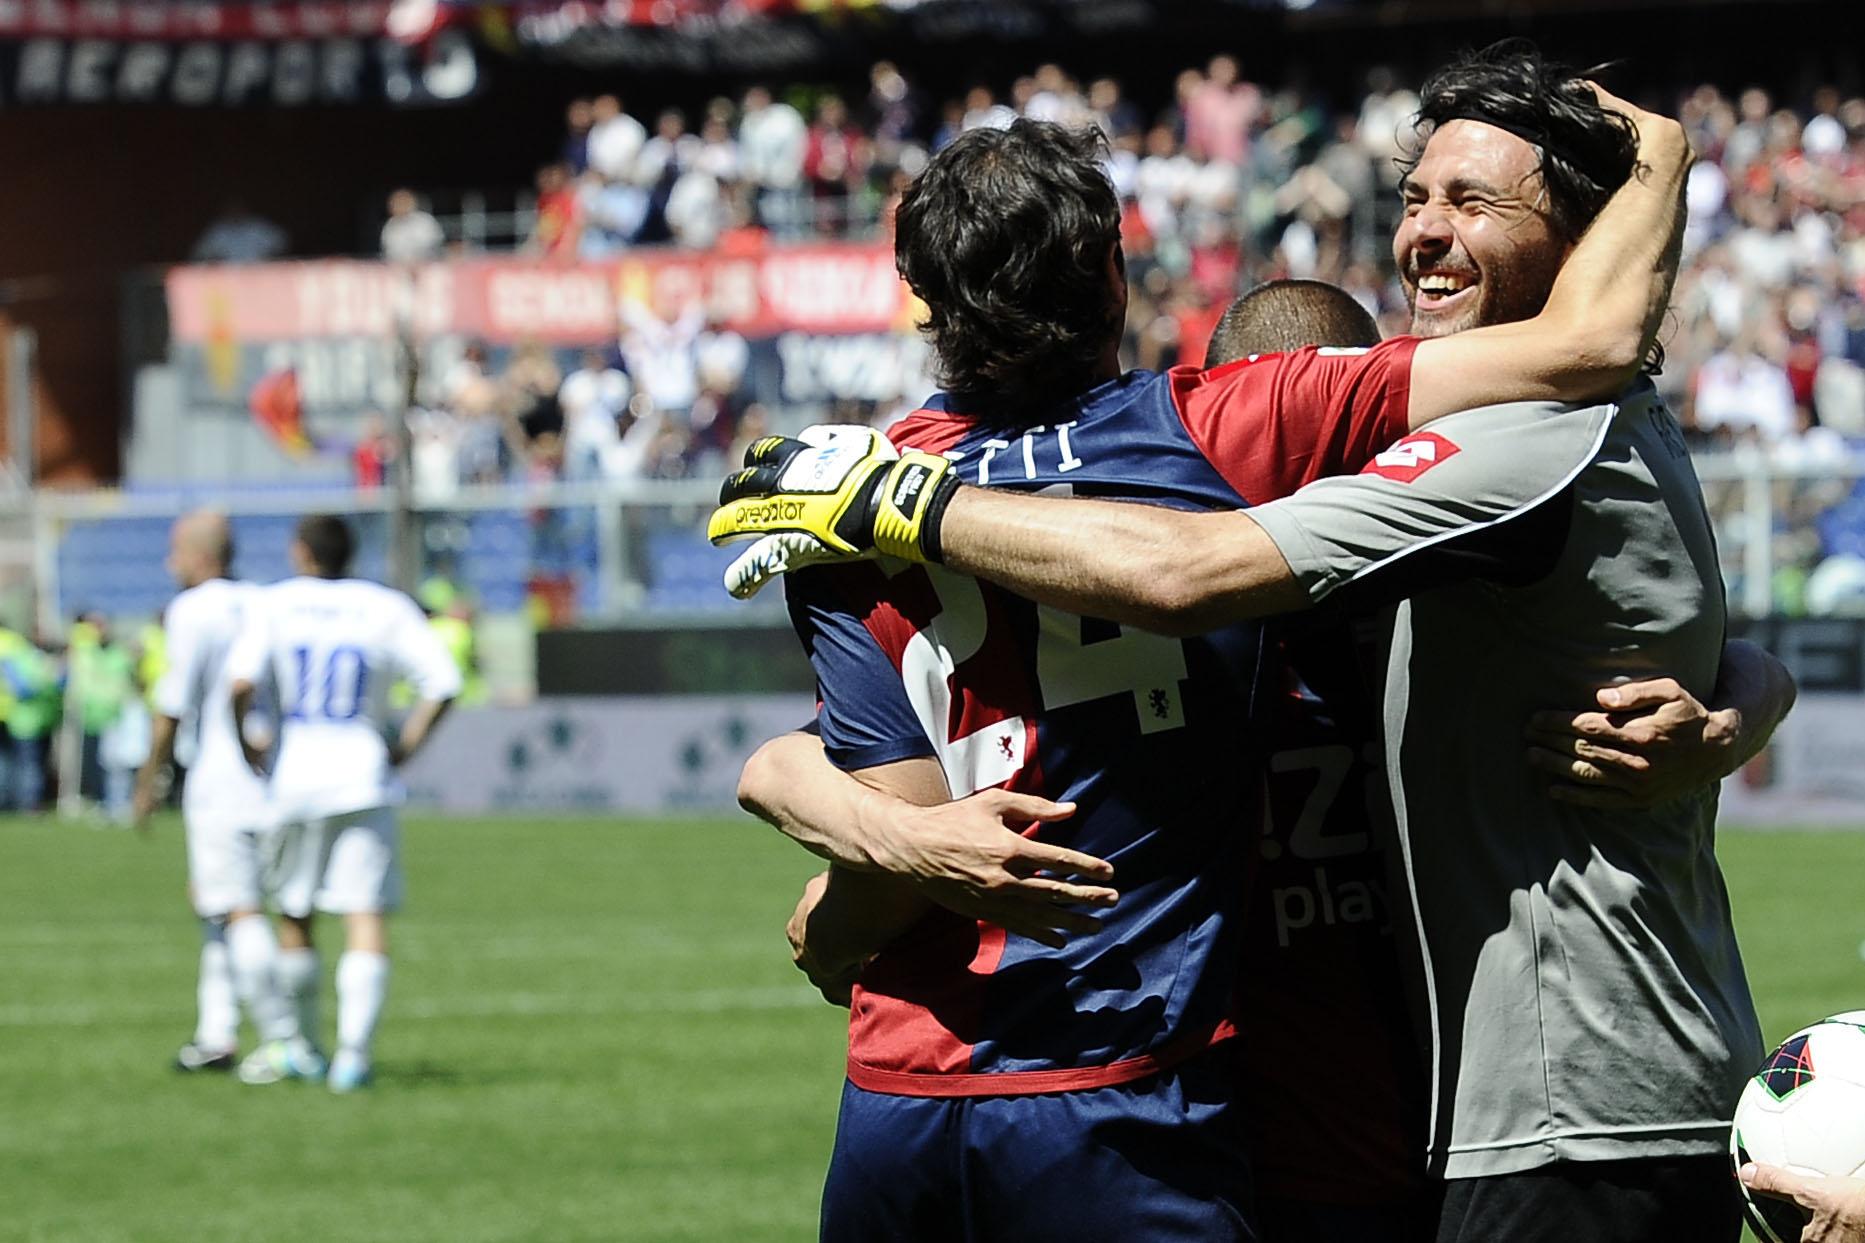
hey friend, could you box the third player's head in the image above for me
[895,119,1125,421]
[1206,279,1381,365]
[1395,41,1638,338]
[166,509,233,589]
[291,514,355,579]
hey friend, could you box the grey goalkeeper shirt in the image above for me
[1249,380,1763,1179]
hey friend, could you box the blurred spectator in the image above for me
[352,413,396,488]
[739,85,808,235]
[69,612,137,818]
[381,188,445,263]
[578,168,650,258]
[527,164,581,258]
[587,94,647,184]
[506,342,565,448]
[410,406,465,502]
[725,404,773,472]
[961,86,1016,133]
[667,164,727,250]
[0,625,60,812]
[695,100,742,183]
[1185,55,1259,165]
[1089,77,1142,142]
[417,578,485,706]
[689,327,751,465]
[562,97,596,174]
[931,98,966,151]
[638,108,696,188]
[191,200,288,263]
[605,397,668,482]
[558,351,632,481]
[1693,332,1798,443]
[620,299,705,417]
[806,96,870,234]
[99,670,150,824]
[1024,64,1087,127]
[865,61,921,160]
[522,430,577,625]
[443,341,507,484]
[641,420,698,480]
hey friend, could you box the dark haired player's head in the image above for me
[1397,39,1638,339]
[895,119,1126,424]
[291,514,355,579]
[1206,280,1382,366]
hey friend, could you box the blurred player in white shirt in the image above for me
[132,510,314,1076]
[227,515,461,1092]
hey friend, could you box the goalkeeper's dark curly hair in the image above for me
[895,120,1124,421]
[1404,39,1639,243]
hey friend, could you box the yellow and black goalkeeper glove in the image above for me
[706,427,960,598]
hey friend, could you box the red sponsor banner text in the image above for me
[166,244,916,346]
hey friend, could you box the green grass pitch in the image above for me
[2,815,1861,1242]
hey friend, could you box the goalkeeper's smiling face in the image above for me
[1394,119,1573,339]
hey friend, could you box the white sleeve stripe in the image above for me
[1312,407,1615,602]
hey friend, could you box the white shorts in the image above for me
[185,816,271,918]
[271,806,403,918]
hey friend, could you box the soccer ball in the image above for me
[1731,1011,1865,1243]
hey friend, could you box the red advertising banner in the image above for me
[0,2,401,40]
[165,244,919,346]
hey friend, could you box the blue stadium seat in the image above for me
[643,528,740,613]
[61,508,699,620]
[1818,498,1865,560]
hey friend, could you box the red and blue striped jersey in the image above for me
[787,338,1419,1097]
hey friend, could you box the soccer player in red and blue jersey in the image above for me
[732,112,1701,1240]
[1202,283,1431,1240]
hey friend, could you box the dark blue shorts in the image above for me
[819,1052,1255,1243]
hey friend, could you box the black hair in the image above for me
[295,514,355,578]
[895,119,1124,423]
[1404,39,1638,243]
[1207,280,1382,365]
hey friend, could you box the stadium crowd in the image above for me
[460,59,1865,443]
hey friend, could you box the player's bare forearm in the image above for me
[1709,638,1798,773]
[1405,88,1692,426]
[391,696,454,766]
[793,866,928,979]
[758,744,949,968]
[738,733,927,871]
[939,489,1307,636]
[131,713,179,830]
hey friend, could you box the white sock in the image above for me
[335,951,390,1062]
[194,920,238,1052]
[226,915,298,1044]
[277,947,322,1046]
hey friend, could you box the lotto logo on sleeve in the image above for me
[1361,432,1460,483]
